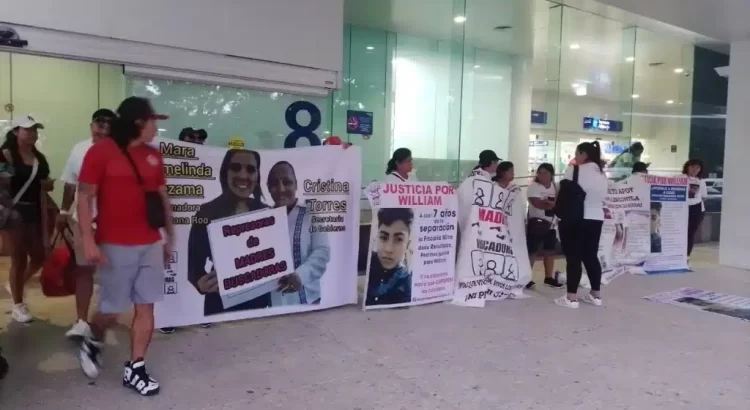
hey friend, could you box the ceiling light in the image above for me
[366,46,374,50]
[631,94,640,99]
[569,43,581,50]
[454,15,466,23]
[473,65,481,69]
[666,100,674,104]
[625,56,635,62]
[673,68,684,74]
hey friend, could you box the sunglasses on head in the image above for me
[228,163,257,173]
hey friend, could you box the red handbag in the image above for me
[40,227,77,297]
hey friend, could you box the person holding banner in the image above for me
[187,149,272,316]
[266,161,330,306]
[457,150,500,229]
[492,161,515,188]
[683,158,707,257]
[365,208,413,306]
[556,141,608,309]
[525,163,563,289]
[385,148,416,182]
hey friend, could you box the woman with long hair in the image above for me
[385,148,415,182]
[187,148,270,315]
[556,141,608,309]
[266,161,330,306]
[525,163,562,289]
[683,158,707,257]
[1,116,53,323]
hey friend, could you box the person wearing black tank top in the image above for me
[1,115,54,323]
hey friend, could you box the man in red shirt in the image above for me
[76,97,172,397]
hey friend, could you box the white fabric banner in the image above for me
[155,139,361,328]
[452,170,532,307]
[362,182,458,309]
[574,174,690,288]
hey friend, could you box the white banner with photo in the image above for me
[574,174,689,289]
[452,171,532,307]
[155,139,361,328]
[362,182,458,310]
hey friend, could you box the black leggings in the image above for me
[559,219,604,294]
[687,204,704,257]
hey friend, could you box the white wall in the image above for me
[719,39,750,269]
[1,0,343,73]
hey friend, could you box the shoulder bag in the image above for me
[121,148,166,229]
[553,165,586,222]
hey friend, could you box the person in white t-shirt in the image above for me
[683,158,708,257]
[492,161,515,189]
[57,108,115,338]
[384,148,416,182]
[525,163,563,289]
[556,141,608,309]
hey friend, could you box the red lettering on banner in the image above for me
[478,208,504,224]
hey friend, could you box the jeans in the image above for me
[559,219,604,294]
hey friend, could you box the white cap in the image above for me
[11,115,44,130]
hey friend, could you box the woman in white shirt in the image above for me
[556,141,608,309]
[385,148,415,182]
[683,158,707,257]
[525,163,563,289]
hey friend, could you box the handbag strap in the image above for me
[572,165,579,183]
[120,147,144,186]
[12,157,39,204]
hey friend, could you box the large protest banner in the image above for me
[155,139,361,328]
[576,174,689,288]
[452,170,532,307]
[362,182,458,309]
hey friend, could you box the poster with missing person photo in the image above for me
[362,181,458,310]
[155,138,361,328]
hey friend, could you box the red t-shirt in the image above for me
[79,138,165,245]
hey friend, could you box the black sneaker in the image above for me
[157,327,176,334]
[525,281,536,289]
[544,277,564,288]
[0,349,8,380]
[79,338,104,379]
[123,359,160,396]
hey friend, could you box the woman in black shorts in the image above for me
[525,163,563,289]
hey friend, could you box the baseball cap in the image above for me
[479,150,500,164]
[116,97,169,122]
[92,108,116,122]
[11,115,44,130]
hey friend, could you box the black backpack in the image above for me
[554,165,586,221]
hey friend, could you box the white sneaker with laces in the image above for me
[581,293,603,306]
[554,295,580,309]
[11,303,33,323]
[66,319,93,339]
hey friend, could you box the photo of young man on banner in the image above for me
[363,182,458,310]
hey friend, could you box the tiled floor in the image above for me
[1,244,748,409]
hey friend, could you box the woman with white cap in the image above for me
[1,115,54,323]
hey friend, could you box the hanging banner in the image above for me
[452,170,532,307]
[362,182,458,309]
[575,174,689,288]
[156,139,361,328]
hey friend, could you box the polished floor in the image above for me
[0,244,748,409]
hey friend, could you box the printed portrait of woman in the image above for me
[266,161,330,306]
[187,149,270,316]
[365,208,414,306]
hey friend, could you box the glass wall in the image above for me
[531,0,697,179]
[0,53,123,203]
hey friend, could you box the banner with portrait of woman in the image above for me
[154,138,361,328]
[362,182,458,310]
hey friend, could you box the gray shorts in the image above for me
[97,242,164,314]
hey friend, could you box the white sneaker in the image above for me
[79,338,104,379]
[554,295,580,309]
[11,303,33,323]
[581,293,603,306]
[66,319,93,339]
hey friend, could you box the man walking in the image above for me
[77,97,172,396]
[58,108,116,339]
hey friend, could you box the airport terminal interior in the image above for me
[0,0,748,409]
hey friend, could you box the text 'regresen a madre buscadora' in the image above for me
[221,216,287,291]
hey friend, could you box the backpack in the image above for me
[554,165,586,221]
